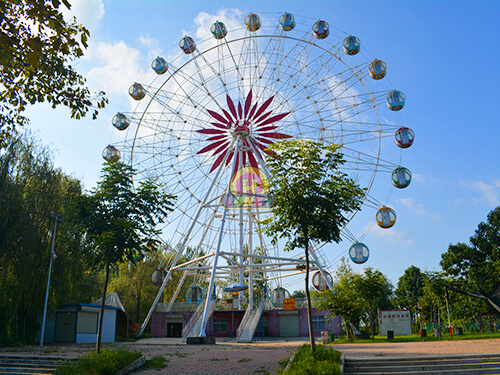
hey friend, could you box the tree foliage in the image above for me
[314,260,364,340]
[441,207,500,288]
[263,139,364,350]
[358,267,393,340]
[263,140,364,252]
[70,162,176,267]
[70,161,176,351]
[0,0,108,147]
[315,260,393,340]
[394,265,425,327]
[109,246,202,324]
[0,132,102,344]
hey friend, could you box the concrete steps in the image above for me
[0,355,77,375]
[344,354,500,375]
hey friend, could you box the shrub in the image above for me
[284,344,342,375]
[56,348,141,375]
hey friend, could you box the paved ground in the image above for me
[333,338,500,359]
[2,336,500,374]
[125,339,296,375]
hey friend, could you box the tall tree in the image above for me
[109,246,201,323]
[314,259,364,340]
[0,0,107,146]
[70,161,176,352]
[441,207,500,290]
[394,265,425,329]
[0,132,100,344]
[262,139,364,351]
[419,271,448,336]
[358,268,393,341]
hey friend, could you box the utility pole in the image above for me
[40,211,62,347]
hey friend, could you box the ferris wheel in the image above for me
[104,12,413,338]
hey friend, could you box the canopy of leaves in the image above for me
[0,0,107,147]
[70,162,176,267]
[0,132,102,344]
[314,260,364,340]
[440,206,500,288]
[109,246,200,323]
[394,265,424,320]
[262,139,364,251]
[315,259,393,340]
[358,267,393,339]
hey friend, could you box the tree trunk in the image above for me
[371,309,376,342]
[96,262,110,353]
[136,287,141,323]
[304,235,316,352]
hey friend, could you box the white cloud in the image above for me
[61,0,105,33]
[138,35,163,61]
[459,179,500,206]
[411,173,425,184]
[192,9,245,40]
[400,198,441,221]
[85,41,142,95]
[361,223,414,247]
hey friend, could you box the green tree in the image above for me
[263,140,364,351]
[394,265,425,330]
[70,161,176,352]
[291,290,306,299]
[358,268,393,341]
[109,246,202,324]
[419,271,447,336]
[440,207,500,318]
[0,0,107,146]
[441,207,500,287]
[0,132,101,344]
[314,259,364,340]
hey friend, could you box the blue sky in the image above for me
[26,0,500,291]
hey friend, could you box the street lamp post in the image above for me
[40,211,62,347]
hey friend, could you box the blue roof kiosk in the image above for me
[54,303,121,344]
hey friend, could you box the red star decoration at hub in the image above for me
[197,90,291,173]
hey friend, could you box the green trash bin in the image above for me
[329,333,335,342]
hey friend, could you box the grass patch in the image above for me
[254,369,271,374]
[278,357,290,368]
[279,344,342,375]
[331,331,500,345]
[56,348,141,375]
[167,352,188,357]
[117,333,151,342]
[144,355,168,369]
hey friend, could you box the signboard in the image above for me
[224,167,269,208]
[283,298,296,310]
[378,309,411,336]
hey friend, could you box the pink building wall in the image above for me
[151,308,342,338]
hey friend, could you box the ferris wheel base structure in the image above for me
[186,336,216,345]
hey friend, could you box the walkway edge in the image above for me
[283,349,297,373]
[116,355,146,375]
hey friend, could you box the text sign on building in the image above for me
[378,309,412,336]
[283,298,296,310]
